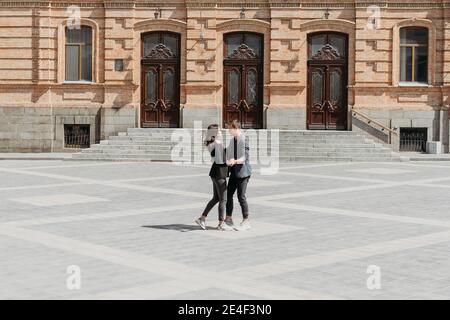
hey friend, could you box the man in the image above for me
[225,120,252,231]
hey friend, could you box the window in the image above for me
[65,26,92,81]
[64,124,90,149]
[143,32,179,58]
[225,33,262,58]
[400,27,428,83]
[400,128,427,152]
[309,33,347,59]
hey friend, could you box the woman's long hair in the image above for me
[205,124,219,146]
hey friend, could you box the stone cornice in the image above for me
[1,1,450,9]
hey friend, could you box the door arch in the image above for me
[223,32,263,129]
[141,31,180,128]
[307,32,348,130]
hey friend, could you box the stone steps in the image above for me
[71,128,400,162]
[107,136,371,143]
[125,128,358,135]
[99,141,377,148]
[73,153,396,161]
[83,147,392,155]
[72,155,396,162]
[93,142,386,149]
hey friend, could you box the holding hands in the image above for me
[227,159,236,167]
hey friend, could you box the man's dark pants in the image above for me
[226,174,250,219]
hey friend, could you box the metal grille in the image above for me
[64,124,90,149]
[400,128,427,152]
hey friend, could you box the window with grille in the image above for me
[400,128,427,152]
[64,124,90,149]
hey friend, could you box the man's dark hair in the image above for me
[205,123,219,146]
[229,120,241,130]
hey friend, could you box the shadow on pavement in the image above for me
[142,224,215,232]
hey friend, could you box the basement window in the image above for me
[64,124,90,149]
[400,128,427,152]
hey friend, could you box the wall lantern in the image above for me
[154,8,162,19]
[240,8,245,19]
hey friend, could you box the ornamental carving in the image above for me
[145,44,174,60]
[311,44,341,61]
[228,44,257,60]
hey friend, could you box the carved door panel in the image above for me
[223,33,263,129]
[326,65,346,130]
[223,63,262,129]
[307,33,348,130]
[141,32,180,128]
[307,65,327,129]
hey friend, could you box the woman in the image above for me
[195,124,233,231]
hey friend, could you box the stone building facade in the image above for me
[0,0,449,153]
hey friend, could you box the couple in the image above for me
[195,120,252,231]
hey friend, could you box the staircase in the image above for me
[71,128,401,162]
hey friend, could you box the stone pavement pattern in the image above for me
[1,160,450,299]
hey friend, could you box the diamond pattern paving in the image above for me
[0,160,450,299]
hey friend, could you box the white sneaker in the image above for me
[225,219,234,228]
[234,219,251,231]
[195,218,206,230]
[217,222,234,231]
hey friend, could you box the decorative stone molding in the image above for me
[134,18,187,32]
[299,19,356,32]
[2,1,450,9]
[392,18,437,87]
[216,19,271,32]
[57,18,100,84]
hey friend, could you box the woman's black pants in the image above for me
[202,177,227,221]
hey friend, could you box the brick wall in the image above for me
[0,0,449,151]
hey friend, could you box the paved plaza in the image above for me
[1,159,450,299]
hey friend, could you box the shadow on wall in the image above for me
[352,116,390,144]
[96,108,101,144]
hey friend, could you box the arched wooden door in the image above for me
[223,33,263,129]
[307,32,348,130]
[141,32,180,128]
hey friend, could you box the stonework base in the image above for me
[266,106,306,130]
[427,141,442,154]
[2,105,449,154]
[351,109,446,152]
[182,106,221,128]
[0,106,136,152]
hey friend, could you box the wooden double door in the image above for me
[307,32,348,130]
[223,33,263,129]
[141,32,180,128]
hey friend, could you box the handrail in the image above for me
[351,107,398,136]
